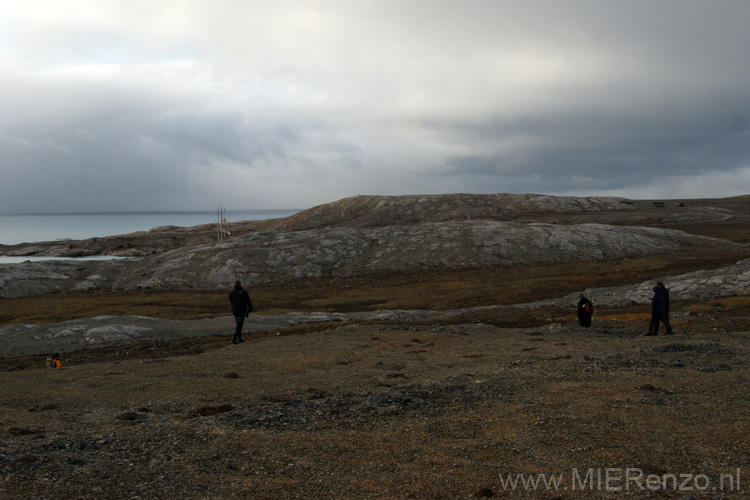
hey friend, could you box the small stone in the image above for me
[116,411,141,421]
[474,487,494,497]
[191,404,234,417]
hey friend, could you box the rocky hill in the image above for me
[109,221,739,291]
[267,193,638,230]
[0,218,742,298]
[2,193,747,258]
[2,193,749,298]
[266,193,750,230]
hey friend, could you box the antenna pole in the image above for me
[217,204,230,241]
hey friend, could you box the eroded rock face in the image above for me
[107,221,738,291]
[0,219,741,298]
[0,261,82,297]
[558,258,750,308]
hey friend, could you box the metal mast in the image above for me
[217,205,230,241]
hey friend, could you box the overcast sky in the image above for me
[1,1,749,213]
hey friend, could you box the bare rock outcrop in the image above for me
[0,220,740,298]
[0,310,436,358]
[553,257,750,308]
[106,221,738,291]
[0,261,85,298]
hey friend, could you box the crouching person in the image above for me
[577,293,593,328]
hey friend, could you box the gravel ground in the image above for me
[1,311,748,499]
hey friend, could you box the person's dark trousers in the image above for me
[232,314,245,344]
[659,313,674,334]
[646,313,661,335]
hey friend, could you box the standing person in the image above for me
[656,281,674,335]
[645,284,668,336]
[228,280,253,344]
[577,293,593,328]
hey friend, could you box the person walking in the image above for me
[656,281,674,335]
[228,280,253,344]
[645,284,670,336]
[577,293,593,328]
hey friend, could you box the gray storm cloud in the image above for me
[1,1,748,213]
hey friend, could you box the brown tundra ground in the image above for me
[1,206,749,499]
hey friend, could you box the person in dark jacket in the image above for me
[645,284,671,336]
[577,293,593,328]
[228,280,253,344]
[656,281,674,335]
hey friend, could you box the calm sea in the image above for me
[0,210,301,246]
